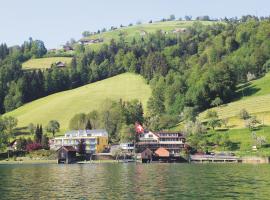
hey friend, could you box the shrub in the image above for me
[26,143,42,152]
[239,109,250,120]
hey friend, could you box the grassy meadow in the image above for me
[5,73,151,135]
[206,126,270,157]
[22,57,72,70]
[199,72,270,128]
[84,20,215,50]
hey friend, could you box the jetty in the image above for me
[189,155,241,163]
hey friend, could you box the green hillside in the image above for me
[22,57,72,70]
[83,20,214,50]
[5,73,151,134]
[199,72,270,128]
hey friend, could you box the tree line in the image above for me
[68,99,144,143]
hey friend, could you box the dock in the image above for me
[190,155,241,163]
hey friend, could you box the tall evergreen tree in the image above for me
[85,119,92,130]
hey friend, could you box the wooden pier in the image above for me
[190,155,241,163]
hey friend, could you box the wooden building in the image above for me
[141,148,152,163]
[55,61,66,68]
[57,146,77,164]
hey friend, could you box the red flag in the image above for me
[135,122,144,134]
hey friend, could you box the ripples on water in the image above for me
[0,163,269,200]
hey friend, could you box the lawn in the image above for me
[22,57,72,70]
[5,73,151,135]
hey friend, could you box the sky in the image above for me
[0,0,269,48]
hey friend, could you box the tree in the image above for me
[221,118,229,129]
[183,107,197,122]
[3,116,18,140]
[100,99,125,142]
[41,134,49,150]
[206,110,218,119]
[16,137,27,151]
[185,15,192,21]
[85,119,92,130]
[46,120,60,137]
[69,113,87,130]
[28,123,35,135]
[0,117,8,151]
[78,139,86,155]
[169,14,176,21]
[239,109,250,120]
[82,31,91,37]
[30,40,47,58]
[246,116,261,130]
[87,110,100,129]
[211,97,223,107]
[122,99,144,125]
[119,124,135,142]
[207,117,222,130]
[220,133,231,150]
[206,111,221,130]
[4,81,23,112]
[185,121,207,151]
[35,124,42,143]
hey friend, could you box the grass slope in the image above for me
[22,57,72,70]
[5,73,151,134]
[207,127,270,157]
[199,72,270,128]
[84,20,215,50]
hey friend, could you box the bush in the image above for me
[239,109,250,120]
[26,143,42,152]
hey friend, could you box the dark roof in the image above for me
[55,61,66,67]
[141,148,152,153]
[155,131,185,138]
[9,140,17,147]
[58,146,76,152]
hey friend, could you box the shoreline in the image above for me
[0,160,57,164]
[0,158,269,165]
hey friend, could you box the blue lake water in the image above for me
[0,163,269,199]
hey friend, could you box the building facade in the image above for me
[136,131,185,155]
[50,129,108,154]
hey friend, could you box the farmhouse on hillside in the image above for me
[63,45,74,52]
[55,61,66,68]
[79,38,104,45]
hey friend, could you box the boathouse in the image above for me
[141,148,152,163]
[57,146,77,164]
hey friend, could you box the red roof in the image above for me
[155,147,170,157]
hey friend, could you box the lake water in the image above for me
[0,163,269,199]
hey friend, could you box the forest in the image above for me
[0,16,270,133]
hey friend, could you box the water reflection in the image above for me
[0,163,269,199]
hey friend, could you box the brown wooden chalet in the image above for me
[57,146,77,164]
